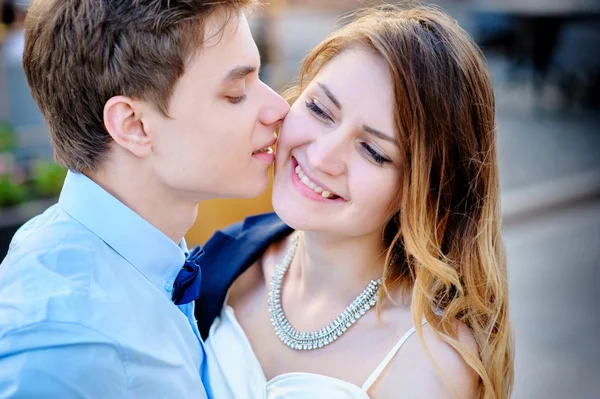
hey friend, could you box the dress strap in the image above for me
[361,319,428,392]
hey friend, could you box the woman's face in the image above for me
[272,47,401,238]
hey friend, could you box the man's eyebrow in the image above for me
[363,125,396,144]
[316,82,342,110]
[223,65,257,83]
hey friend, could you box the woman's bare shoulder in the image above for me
[372,321,479,399]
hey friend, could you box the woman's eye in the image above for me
[305,100,333,123]
[227,95,247,104]
[360,142,390,166]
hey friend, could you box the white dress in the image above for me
[205,305,426,398]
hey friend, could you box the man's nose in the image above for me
[259,82,290,127]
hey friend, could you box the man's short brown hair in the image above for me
[23,0,257,172]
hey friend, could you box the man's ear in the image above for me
[104,96,152,158]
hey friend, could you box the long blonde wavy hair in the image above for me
[283,4,514,398]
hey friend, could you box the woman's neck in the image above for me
[285,230,388,304]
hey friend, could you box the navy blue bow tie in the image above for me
[172,245,204,305]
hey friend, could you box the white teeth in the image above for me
[254,147,272,154]
[294,163,335,198]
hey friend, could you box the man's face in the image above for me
[143,12,289,201]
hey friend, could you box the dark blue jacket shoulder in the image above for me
[194,212,293,339]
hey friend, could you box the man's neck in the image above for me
[87,167,199,244]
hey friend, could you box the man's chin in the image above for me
[222,176,271,200]
[241,180,270,199]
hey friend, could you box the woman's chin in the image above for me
[272,195,307,230]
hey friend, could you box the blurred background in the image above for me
[0,0,598,397]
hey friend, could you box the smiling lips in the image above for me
[293,163,341,200]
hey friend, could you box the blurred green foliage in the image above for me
[0,122,15,152]
[0,122,67,208]
[0,174,26,207]
[31,160,68,198]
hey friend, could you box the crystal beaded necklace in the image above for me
[268,233,382,351]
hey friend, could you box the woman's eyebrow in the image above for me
[316,82,342,110]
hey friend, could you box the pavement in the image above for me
[505,197,600,399]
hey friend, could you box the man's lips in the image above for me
[252,136,277,155]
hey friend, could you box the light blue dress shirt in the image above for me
[0,171,209,398]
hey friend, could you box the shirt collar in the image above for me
[58,171,186,299]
